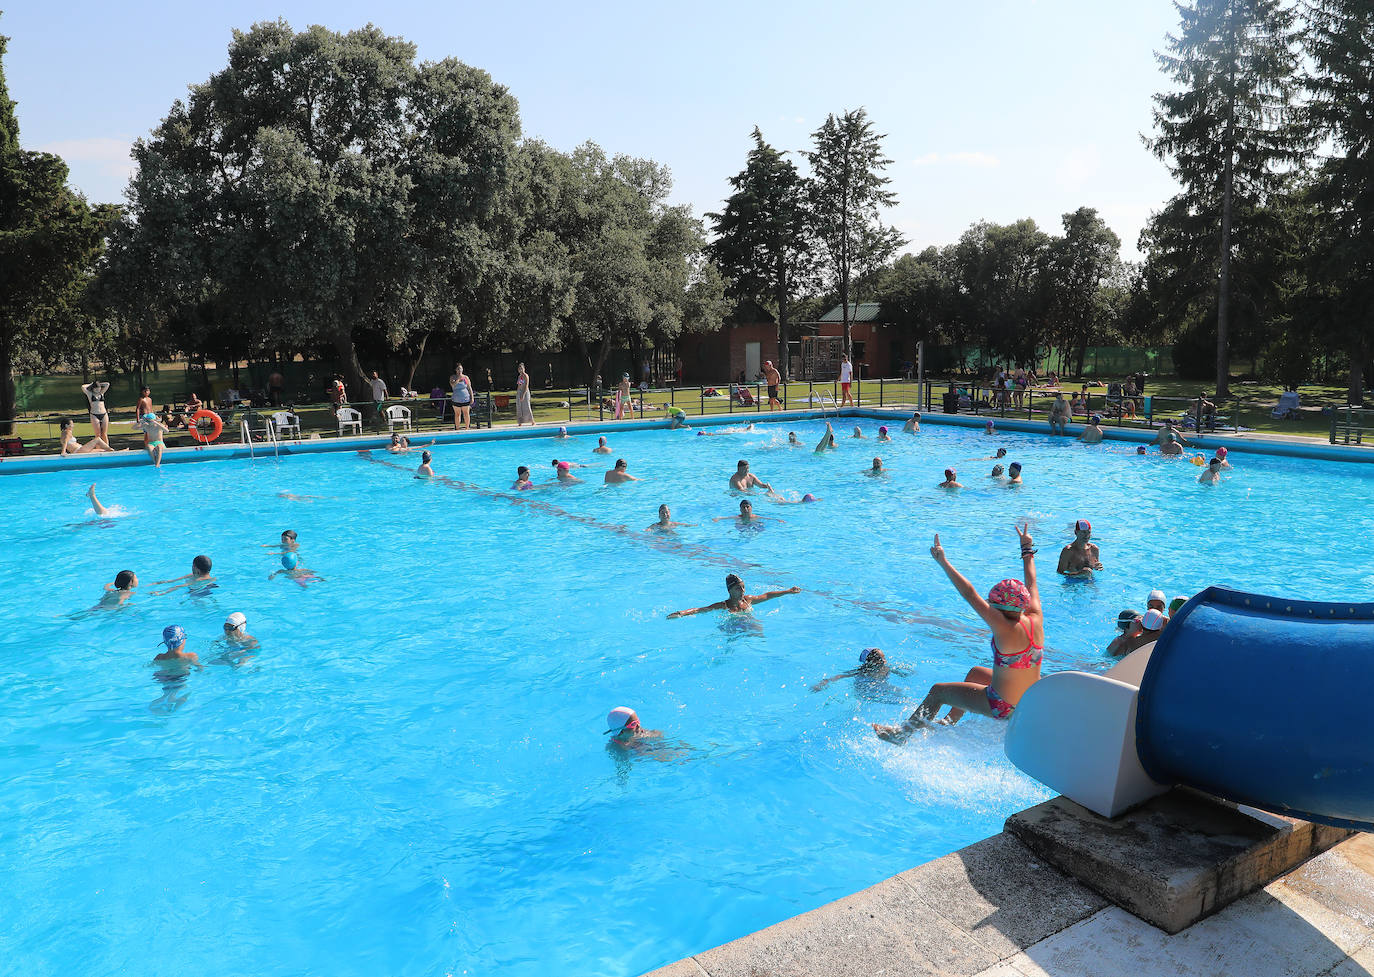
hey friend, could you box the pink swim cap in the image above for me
[1216,446,1228,457]
[987,578,1030,613]
[557,461,570,471]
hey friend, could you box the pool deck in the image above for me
[643,826,1374,977]
[4,406,1372,475]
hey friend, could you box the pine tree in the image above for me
[1303,0,1374,403]
[806,109,902,360]
[707,128,814,381]
[1146,0,1307,396]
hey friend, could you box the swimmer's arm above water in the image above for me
[667,600,730,619]
[750,586,801,605]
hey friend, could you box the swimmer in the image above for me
[387,433,409,453]
[262,529,299,552]
[713,498,783,527]
[222,612,259,649]
[551,458,590,469]
[277,492,324,502]
[1006,461,1023,484]
[811,647,911,692]
[555,460,583,484]
[770,492,819,505]
[1160,433,1184,457]
[1168,596,1188,616]
[554,425,574,439]
[604,706,662,750]
[138,412,170,467]
[850,426,865,439]
[667,573,801,618]
[513,466,536,490]
[1106,609,1142,657]
[1056,519,1103,576]
[877,425,891,442]
[593,436,613,454]
[668,408,690,430]
[989,464,1006,479]
[814,422,837,452]
[415,450,434,478]
[647,503,694,531]
[787,432,800,446]
[60,419,113,455]
[1145,589,1169,622]
[873,524,1044,739]
[1079,414,1105,445]
[938,467,962,489]
[152,555,215,595]
[604,458,640,483]
[1135,445,1147,456]
[1117,607,1165,656]
[865,457,887,477]
[85,484,111,517]
[984,419,996,436]
[270,551,323,586]
[728,459,774,493]
[903,412,921,434]
[1215,446,1232,469]
[153,624,201,670]
[101,569,138,606]
[1198,457,1223,484]
[1151,418,1191,449]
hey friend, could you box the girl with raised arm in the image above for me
[873,523,1044,741]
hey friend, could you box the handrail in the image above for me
[1330,406,1374,446]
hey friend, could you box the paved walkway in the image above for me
[646,833,1374,977]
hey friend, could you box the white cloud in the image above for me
[912,151,999,168]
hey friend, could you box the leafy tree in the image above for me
[707,128,814,380]
[110,21,522,398]
[1146,0,1307,395]
[1303,0,1374,403]
[874,247,960,353]
[0,25,112,432]
[805,109,903,358]
[560,143,721,386]
[948,219,1051,366]
[1042,208,1123,376]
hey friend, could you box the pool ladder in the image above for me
[239,417,281,462]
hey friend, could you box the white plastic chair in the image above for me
[270,411,301,440]
[336,407,362,437]
[385,404,412,433]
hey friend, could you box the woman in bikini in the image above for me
[82,380,111,440]
[874,522,1044,741]
[59,418,114,455]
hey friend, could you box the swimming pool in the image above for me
[3,419,1371,976]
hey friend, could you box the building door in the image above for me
[745,342,761,381]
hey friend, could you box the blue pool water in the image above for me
[2,419,1371,976]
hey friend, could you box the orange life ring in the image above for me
[189,409,223,444]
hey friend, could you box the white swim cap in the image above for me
[604,706,638,734]
[1141,608,1166,631]
[225,612,247,630]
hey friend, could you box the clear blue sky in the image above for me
[4,0,1181,261]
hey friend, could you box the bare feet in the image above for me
[872,718,928,743]
[86,484,109,517]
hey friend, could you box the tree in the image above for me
[110,21,523,398]
[1146,0,1307,396]
[874,247,959,355]
[805,109,903,358]
[1303,0,1374,403]
[707,128,815,380]
[560,143,720,386]
[948,219,1051,366]
[0,25,112,433]
[1043,208,1123,376]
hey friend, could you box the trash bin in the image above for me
[942,392,960,414]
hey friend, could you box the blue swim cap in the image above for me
[281,553,298,570]
[802,493,816,502]
[696,431,704,436]
[161,624,186,649]
[1136,445,1147,455]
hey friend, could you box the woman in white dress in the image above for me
[515,363,534,426]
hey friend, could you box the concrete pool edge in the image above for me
[3,407,1372,476]
[640,799,1373,977]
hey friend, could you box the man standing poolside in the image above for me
[729,459,774,493]
[763,360,782,411]
[1057,519,1104,576]
[364,370,388,427]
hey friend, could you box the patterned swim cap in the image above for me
[987,579,1030,614]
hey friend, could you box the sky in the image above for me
[4,0,1182,261]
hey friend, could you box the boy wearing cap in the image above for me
[1146,589,1169,621]
[1118,608,1166,656]
[1106,610,1143,657]
[270,552,323,587]
[1079,415,1105,444]
[154,625,200,669]
[223,613,258,648]
[1057,520,1103,576]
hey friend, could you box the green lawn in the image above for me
[6,372,1358,457]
